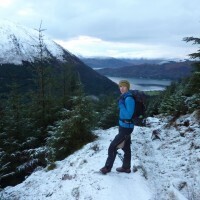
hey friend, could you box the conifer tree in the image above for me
[28,22,62,138]
[147,36,200,118]
[97,96,118,129]
[60,63,78,108]
[183,37,200,72]
[46,83,96,163]
[0,84,39,187]
[31,22,49,128]
[183,36,200,112]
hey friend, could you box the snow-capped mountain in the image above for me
[0,20,118,95]
[0,19,70,65]
[1,112,199,200]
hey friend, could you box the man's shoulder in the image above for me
[123,91,134,99]
[124,92,135,103]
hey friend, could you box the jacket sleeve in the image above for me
[119,96,135,120]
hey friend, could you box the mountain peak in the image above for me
[0,19,69,65]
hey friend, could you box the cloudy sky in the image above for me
[1,0,200,59]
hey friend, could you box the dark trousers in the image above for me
[105,126,133,170]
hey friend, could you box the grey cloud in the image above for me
[1,0,200,58]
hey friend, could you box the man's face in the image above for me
[119,86,128,94]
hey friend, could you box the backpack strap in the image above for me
[122,93,134,101]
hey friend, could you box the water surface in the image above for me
[107,76,171,91]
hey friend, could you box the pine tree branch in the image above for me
[183,37,200,44]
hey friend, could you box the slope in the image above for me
[96,61,192,80]
[1,127,152,200]
[132,112,200,200]
[1,111,199,200]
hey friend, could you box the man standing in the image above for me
[100,80,135,174]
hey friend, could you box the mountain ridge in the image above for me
[96,61,193,80]
[0,19,70,64]
[79,56,166,69]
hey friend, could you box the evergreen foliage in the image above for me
[147,37,200,118]
[46,85,96,163]
[184,72,200,112]
[0,65,95,188]
[147,75,199,118]
[0,25,82,188]
[0,84,45,187]
[95,95,118,129]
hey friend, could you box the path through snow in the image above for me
[1,127,152,200]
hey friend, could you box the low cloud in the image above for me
[55,35,197,59]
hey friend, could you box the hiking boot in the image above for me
[116,167,131,173]
[100,167,111,174]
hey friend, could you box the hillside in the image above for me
[79,57,132,69]
[79,57,166,69]
[1,112,199,200]
[96,61,193,80]
[0,20,118,95]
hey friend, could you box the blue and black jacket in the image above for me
[118,91,135,128]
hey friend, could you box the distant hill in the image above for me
[79,56,166,69]
[0,20,118,95]
[96,61,193,80]
[79,57,131,68]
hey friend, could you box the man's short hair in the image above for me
[119,80,130,90]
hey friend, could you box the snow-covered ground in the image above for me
[1,111,200,200]
[133,111,200,200]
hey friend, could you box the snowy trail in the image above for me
[1,127,152,200]
[1,113,200,200]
